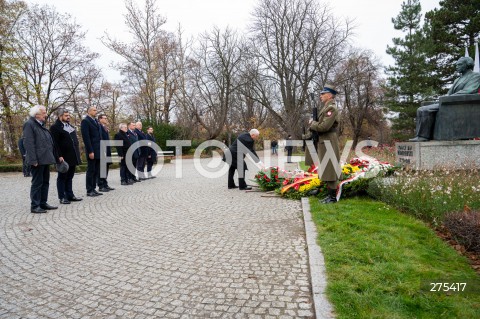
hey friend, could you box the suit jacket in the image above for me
[127,129,140,159]
[448,70,480,95]
[81,116,101,159]
[99,124,112,157]
[227,132,259,169]
[114,130,131,158]
[134,128,148,157]
[50,119,81,166]
[22,117,57,166]
[145,133,157,161]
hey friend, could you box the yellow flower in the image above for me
[298,178,321,192]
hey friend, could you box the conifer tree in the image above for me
[385,0,435,140]
[424,0,480,87]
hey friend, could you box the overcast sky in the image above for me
[26,0,440,81]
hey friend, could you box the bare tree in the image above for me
[233,54,269,132]
[249,0,352,137]
[335,49,384,148]
[185,27,243,139]
[103,0,183,124]
[12,4,98,119]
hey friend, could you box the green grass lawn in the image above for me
[310,197,480,318]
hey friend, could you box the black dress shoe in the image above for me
[31,207,47,214]
[239,186,252,190]
[121,181,129,185]
[93,190,104,195]
[98,187,110,192]
[68,196,83,202]
[87,192,99,197]
[106,186,115,190]
[40,204,58,210]
[59,198,71,204]
[228,186,238,189]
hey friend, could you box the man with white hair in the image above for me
[225,129,261,190]
[22,105,63,213]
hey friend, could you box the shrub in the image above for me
[142,122,185,152]
[341,178,373,198]
[443,211,480,254]
[0,164,23,172]
[368,169,480,224]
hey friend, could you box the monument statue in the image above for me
[409,56,480,142]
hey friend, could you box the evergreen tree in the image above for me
[424,0,480,87]
[385,0,435,140]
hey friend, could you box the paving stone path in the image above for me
[0,156,315,318]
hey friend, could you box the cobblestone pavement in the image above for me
[0,155,314,318]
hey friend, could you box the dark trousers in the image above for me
[22,156,31,177]
[128,157,138,180]
[98,164,110,188]
[287,148,293,163]
[86,158,100,192]
[228,164,247,189]
[30,165,50,208]
[415,103,439,139]
[136,156,146,178]
[147,160,154,173]
[120,159,128,182]
[57,164,76,199]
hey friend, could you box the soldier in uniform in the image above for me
[304,84,340,203]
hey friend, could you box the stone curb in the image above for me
[301,197,336,319]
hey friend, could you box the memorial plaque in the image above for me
[396,142,419,168]
[395,140,480,170]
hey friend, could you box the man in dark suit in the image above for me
[97,114,115,192]
[145,126,157,179]
[226,129,262,190]
[114,123,132,185]
[127,122,141,183]
[50,109,82,204]
[81,106,103,197]
[134,121,148,180]
[23,105,62,213]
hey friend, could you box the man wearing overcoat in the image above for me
[127,122,140,182]
[50,109,82,204]
[226,129,261,190]
[145,126,157,179]
[23,105,62,213]
[305,84,340,204]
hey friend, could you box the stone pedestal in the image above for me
[396,140,480,170]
